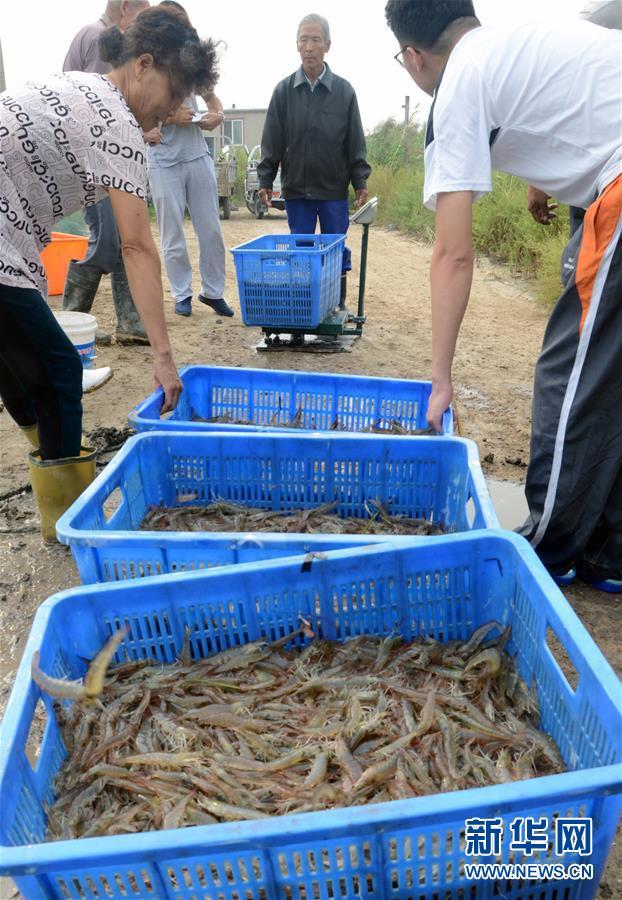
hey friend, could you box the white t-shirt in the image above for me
[423,20,622,211]
[0,72,147,295]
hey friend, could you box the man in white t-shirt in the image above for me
[385,0,622,591]
[526,0,621,283]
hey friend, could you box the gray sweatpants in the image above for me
[149,154,226,303]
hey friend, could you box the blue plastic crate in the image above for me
[129,365,454,435]
[56,431,497,584]
[0,532,620,899]
[231,233,345,327]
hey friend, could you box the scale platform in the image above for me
[257,308,365,352]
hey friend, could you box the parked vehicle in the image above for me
[245,144,285,219]
[209,135,238,219]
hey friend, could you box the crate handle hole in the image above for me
[103,486,125,523]
[25,698,48,771]
[545,625,579,693]
[465,495,476,528]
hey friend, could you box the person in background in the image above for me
[62,0,151,346]
[0,7,217,539]
[143,1,233,318]
[258,13,371,302]
[386,0,621,592]
[526,0,622,286]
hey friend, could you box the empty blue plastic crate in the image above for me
[129,365,454,435]
[231,233,345,327]
[56,431,497,584]
[0,533,620,899]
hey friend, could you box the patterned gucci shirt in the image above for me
[0,72,147,296]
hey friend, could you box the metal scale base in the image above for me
[256,309,364,353]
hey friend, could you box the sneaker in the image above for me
[550,567,576,587]
[578,562,622,594]
[174,297,192,317]
[199,295,234,317]
[580,576,622,594]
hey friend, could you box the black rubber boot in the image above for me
[62,261,111,344]
[111,260,149,345]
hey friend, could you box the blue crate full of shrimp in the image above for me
[231,233,345,327]
[55,430,497,584]
[0,532,620,899]
[129,365,454,435]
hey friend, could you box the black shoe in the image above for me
[199,296,234,317]
[175,297,192,317]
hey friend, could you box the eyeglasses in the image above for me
[394,47,408,67]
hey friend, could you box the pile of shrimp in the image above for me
[32,621,564,840]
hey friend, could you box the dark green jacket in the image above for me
[258,64,371,200]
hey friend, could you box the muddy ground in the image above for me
[0,211,620,898]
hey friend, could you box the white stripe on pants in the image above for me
[148,154,226,303]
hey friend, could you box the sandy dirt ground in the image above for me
[0,210,620,898]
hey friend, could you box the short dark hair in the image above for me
[99,7,218,101]
[159,0,187,14]
[385,0,478,49]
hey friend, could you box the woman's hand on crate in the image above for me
[154,350,183,413]
[427,380,453,433]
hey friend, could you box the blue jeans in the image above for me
[285,198,351,271]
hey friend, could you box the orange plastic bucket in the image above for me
[40,232,89,296]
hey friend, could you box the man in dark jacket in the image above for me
[258,14,371,277]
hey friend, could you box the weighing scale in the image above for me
[256,196,378,353]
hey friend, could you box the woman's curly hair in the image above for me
[99,7,219,101]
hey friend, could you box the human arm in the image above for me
[197,90,225,132]
[347,92,371,207]
[527,185,558,225]
[63,27,103,74]
[427,191,474,432]
[107,189,182,411]
[166,105,194,126]
[257,87,284,203]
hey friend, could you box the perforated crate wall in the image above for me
[57,431,496,583]
[231,234,344,327]
[1,533,620,899]
[129,365,454,436]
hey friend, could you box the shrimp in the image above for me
[81,628,130,701]
[31,652,87,701]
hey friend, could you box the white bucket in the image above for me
[54,311,97,369]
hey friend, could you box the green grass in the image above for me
[366,120,570,303]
